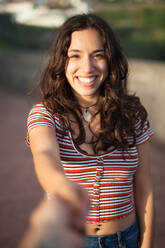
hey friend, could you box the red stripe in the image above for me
[104,167,136,171]
[91,201,131,210]
[104,154,137,159]
[29,111,50,117]
[91,192,129,199]
[59,143,74,149]
[28,118,53,126]
[86,209,134,222]
[101,182,131,187]
[61,156,93,162]
[64,168,96,173]
[55,126,66,135]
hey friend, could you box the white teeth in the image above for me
[78,77,96,83]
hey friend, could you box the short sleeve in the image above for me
[25,103,55,146]
[135,115,153,145]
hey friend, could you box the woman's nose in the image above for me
[82,56,94,73]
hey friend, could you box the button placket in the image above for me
[91,157,104,217]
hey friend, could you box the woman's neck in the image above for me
[75,95,99,109]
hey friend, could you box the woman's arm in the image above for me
[29,126,89,210]
[134,142,155,248]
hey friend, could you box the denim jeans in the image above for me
[82,219,139,248]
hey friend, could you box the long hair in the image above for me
[39,13,147,153]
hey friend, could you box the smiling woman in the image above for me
[26,14,154,248]
[65,28,108,103]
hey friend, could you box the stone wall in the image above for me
[0,50,165,143]
[0,50,47,92]
[128,59,165,144]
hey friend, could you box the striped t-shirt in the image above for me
[26,103,153,223]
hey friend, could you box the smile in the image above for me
[78,76,96,83]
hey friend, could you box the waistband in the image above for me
[86,218,138,241]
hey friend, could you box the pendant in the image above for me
[83,108,92,123]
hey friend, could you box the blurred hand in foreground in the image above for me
[19,188,89,248]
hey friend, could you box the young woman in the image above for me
[26,14,154,248]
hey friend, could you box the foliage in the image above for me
[0,5,165,61]
[0,13,57,51]
[97,6,165,61]
[100,0,165,3]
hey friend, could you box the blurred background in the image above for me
[0,0,165,247]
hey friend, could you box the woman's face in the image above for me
[65,28,108,103]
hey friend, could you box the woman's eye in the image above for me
[94,53,105,59]
[69,54,79,59]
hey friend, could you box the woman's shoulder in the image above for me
[133,110,153,145]
[29,101,51,114]
[27,101,56,130]
[29,101,60,118]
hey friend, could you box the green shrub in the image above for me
[0,6,165,61]
[0,13,57,51]
[97,6,165,61]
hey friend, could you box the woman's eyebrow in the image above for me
[68,49,81,53]
[68,49,105,53]
[93,49,105,53]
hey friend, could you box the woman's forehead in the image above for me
[68,28,104,51]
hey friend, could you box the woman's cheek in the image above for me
[66,61,78,75]
[101,61,108,77]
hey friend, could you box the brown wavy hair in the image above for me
[39,13,147,154]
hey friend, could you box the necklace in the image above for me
[83,108,92,123]
[80,102,97,123]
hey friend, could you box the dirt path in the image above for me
[0,89,164,248]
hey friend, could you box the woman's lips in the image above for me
[78,76,96,83]
[77,76,97,86]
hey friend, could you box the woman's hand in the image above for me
[19,193,89,248]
